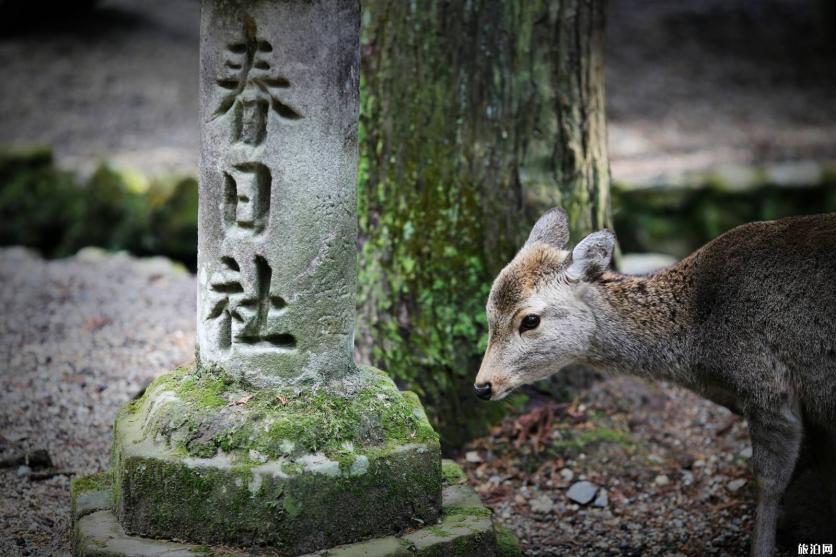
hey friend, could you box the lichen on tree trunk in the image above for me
[357,0,611,445]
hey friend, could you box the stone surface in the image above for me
[75,510,203,557]
[566,481,598,505]
[196,0,361,386]
[529,495,555,514]
[73,478,506,557]
[402,483,496,556]
[593,488,609,508]
[727,479,747,492]
[110,364,441,554]
[654,474,670,487]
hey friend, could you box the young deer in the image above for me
[474,208,836,556]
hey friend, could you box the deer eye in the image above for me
[520,314,540,333]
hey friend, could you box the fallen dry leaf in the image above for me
[230,394,254,406]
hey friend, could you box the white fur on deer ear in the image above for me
[566,230,615,281]
[525,207,570,250]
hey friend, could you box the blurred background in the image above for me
[1,1,834,555]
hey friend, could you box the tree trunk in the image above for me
[358,0,611,445]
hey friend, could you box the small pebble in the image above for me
[559,468,574,482]
[16,465,31,478]
[465,451,482,463]
[727,479,747,492]
[654,474,670,487]
[567,480,599,505]
[529,494,555,514]
[593,488,608,508]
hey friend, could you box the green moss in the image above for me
[70,472,111,498]
[613,179,836,258]
[282,495,302,519]
[442,506,492,519]
[125,365,438,463]
[441,460,467,486]
[494,524,524,557]
[549,426,633,455]
[282,462,304,476]
[175,374,228,409]
[426,526,452,538]
[0,147,198,269]
[113,431,442,552]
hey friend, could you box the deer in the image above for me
[474,208,836,556]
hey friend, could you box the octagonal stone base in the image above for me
[72,462,523,557]
[110,364,442,555]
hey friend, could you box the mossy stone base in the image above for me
[111,364,442,554]
[72,462,521,556]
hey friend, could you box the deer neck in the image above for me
[581,269,694,382]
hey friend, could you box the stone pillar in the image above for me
[104,2,443,554]
[197,0,359,386]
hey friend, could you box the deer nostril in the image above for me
[474,383,492,400]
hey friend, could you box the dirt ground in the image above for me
[0,0,834,183]
[458,377,761,556]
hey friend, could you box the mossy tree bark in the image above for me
[358,0,612,445]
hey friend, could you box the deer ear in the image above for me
[525,208,569,249]
[566,230,615,281]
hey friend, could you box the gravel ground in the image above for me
[456,376,807,557]
[0,247,195,556]
[0,0,834,183]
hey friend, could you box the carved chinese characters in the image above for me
[197,0,359,386]
[212,17,301,146]
[205,256,294,350]
[205,19,299,353]
[224,163,271,236]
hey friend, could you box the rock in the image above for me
[465,451,483,464]
[72,483,506,557]
[654,475,670,487]
[529,495,555,514]
[676,453,696,470]
[111,365,442,553]
[16,465,31,477]
[559,468,574,482]
[593,489,609,508]
[566,481,599,505]
[727,479,747,492]
[739,447,752,459]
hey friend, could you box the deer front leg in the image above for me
[747,402,803,557]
